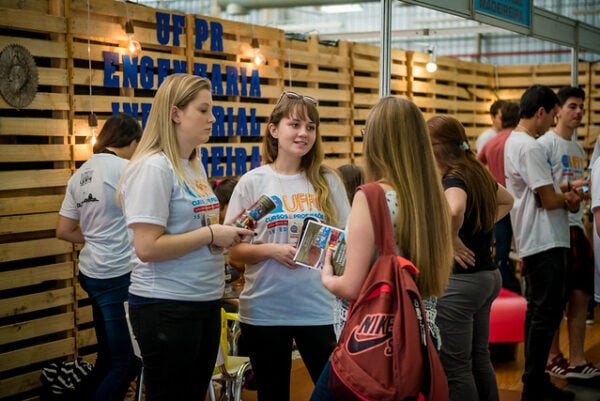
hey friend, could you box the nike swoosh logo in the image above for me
[346,327,392,355]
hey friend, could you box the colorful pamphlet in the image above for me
[294,219,347,275]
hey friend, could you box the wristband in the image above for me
[207,225,214,245]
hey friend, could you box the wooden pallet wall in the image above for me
[496,62,593,149]
[0,0,598,399]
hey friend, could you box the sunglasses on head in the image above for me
[277,91,318,105]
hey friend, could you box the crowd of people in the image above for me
[57,74,600,401]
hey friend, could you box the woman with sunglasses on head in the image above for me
[117,74,253,401]
[428,115,513,401]
[226,91,350,401]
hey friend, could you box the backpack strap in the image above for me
[358,182,397,257]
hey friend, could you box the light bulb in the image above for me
[253,49,265,66]
[426,62,437,73]
[88,113,98,148]
[90,127,97,147]
[251,38,265,66]
[128,37,141,56]
[125,20,142,56]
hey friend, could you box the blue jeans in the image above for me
[129,299,221,401]
[436,270,502,401]
[310,360,333,401]
[521,248,568,396]
[78,273,139,401]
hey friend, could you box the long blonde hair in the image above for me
[363,96,453,297]
[117,74,212,205]
[262,94,338,226]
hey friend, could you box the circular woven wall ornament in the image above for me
[0,44,39,109]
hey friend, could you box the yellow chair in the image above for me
[208,309,252,401]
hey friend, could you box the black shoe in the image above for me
[521,382,575,401]
[544,382,575,401]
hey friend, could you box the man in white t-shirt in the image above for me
[504,85,581,401]
[538,86,599,381]
[475,99,506,155]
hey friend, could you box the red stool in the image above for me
[489,288,527,343]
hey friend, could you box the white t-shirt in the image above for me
[225,164,350,326]
[59,153,131,279]
[120,152,223,301]
[476,128,497,155]
[590,157,600,303]
[504,130,569,258]
[537,130,586,230]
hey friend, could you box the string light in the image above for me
[86,0,96,148]
[251,38,265,66]
[125,20,142,57]
[88,112,98,147]
[426,46,437,73]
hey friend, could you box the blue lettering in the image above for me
[172,14,185,47]
[122,56,138,88]
[195,18,209,50]
[103,51,119,87]
[140,56,154,89]
[210,21,224,52]
[211,64,223,95]
[212,146,225,177]
[226,66,239,96]
[156,12,170,45]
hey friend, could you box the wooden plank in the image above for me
[0,93,70,111]
[0,117,69,136]
[0,195,64,217]
[0,287,74,319]
[0,145,70,163]
[0,212,59,235]
[0,338,74,373]
[0,36,67,59]
[0,312,74,345]
[0,169,71,191]
[0,8,66,34]
[0,238,73,263]
[0,262,73,291]
[0,370,42,399]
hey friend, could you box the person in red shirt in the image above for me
[478,101,521,293]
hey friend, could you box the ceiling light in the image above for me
[320,5,363,14]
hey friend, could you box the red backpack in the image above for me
[328,183,448,401]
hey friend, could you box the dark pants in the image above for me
[437,270,502,401]
[240,323,336,401]
[521,248,568,395]
[494,215,520,292]
[129,299,221,401]
[78,273,139,401]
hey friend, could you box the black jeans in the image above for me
[239,323,336,401]
[129,299,221,401]
[521,248,568,395]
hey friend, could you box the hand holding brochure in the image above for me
[293,219,347,275]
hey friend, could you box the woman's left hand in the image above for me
[453,236,475,269]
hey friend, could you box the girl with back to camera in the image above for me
[225,90,350,401]
[428,115,513,401]
[57,113,142,401]
[311,96,454,401]
[117,74,253,401]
